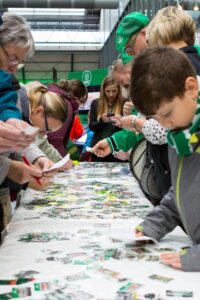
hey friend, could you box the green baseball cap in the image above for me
[116,12,149,51]
[120,51,134,65]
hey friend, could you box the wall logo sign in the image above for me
[82,70,92,86]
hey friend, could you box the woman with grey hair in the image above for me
[0,12,35,73]
[0,12,54,191]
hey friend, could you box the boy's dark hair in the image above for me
[130,47,196,116]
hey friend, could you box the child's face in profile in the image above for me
[153,94,197,130]
[152,77,199,130]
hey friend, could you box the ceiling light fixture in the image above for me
[8,8,85,16]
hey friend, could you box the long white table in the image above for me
[0,162,199,300]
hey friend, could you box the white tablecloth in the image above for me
[0,162,199,300]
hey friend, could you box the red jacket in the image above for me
[70,115,84,141]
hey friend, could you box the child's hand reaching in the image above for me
[134,230,144,237]
[160,252,182,269]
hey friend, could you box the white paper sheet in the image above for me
[43,153,70,173]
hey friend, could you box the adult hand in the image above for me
[101,114,110,123]
[58,158,73,172]
[0,121,32,152]
[28,177,52,190]
[160,252,182,269]
[93,139,112,157]
[111,115,122,128]
[7,160,42,184]
[33,156,54,174]
[6,119,38,144]
[114,150,129,161]
[112,115,133,129]
[113,115,145,133]
[123,102,134,116]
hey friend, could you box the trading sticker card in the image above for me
[12,287,32,298]
[166,290,193,297]
[144,255,159,261]
[149,274,173,283]
[97,267,121,280]
[65,272,90,282]
[154,247,176,252]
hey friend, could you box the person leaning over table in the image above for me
[0,13,46,188]
[112,7,200,140]
[114,6,200,194]
[92,12,172,201]
[94,9,200,200]
[0,13,71,173]
[0,12,69,197]
[133,47,200,272]
[46,79,87,155]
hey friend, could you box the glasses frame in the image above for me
[1,45,23,66]
[43,109,50,133]
[124,32,140,55]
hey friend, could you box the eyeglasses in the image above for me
[124,33,140,55]
[1,46,24,66]
[43,109,50,133]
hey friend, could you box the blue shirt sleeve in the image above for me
[0,70,22,121]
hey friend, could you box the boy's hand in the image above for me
[93,139,111,157]
[160,252,182,269]
[135,230,144,237]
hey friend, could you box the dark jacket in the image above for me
[89,98,125,162]
[46,84,77,157]
[181,46,200,75]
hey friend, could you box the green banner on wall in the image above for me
[67,68,108,86]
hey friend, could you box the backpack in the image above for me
[129,138,162,206]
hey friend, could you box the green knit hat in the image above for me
[120,52,134,65]
[116,12,149,51]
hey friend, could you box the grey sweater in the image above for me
[0,144,45,185]
[138,136,200,271]
[0,155,11,184]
